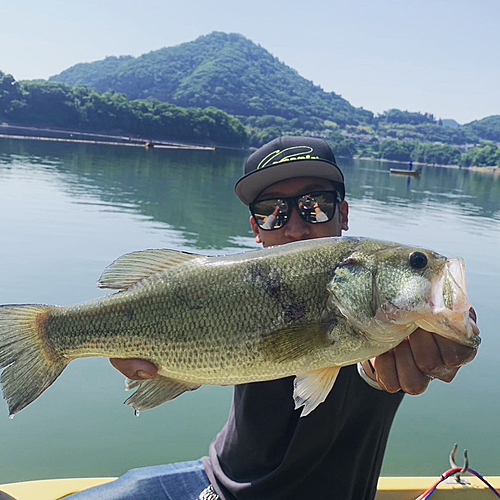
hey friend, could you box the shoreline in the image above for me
[352,155,499,173]
[1,125,498,173]
[0,133,215,151]
[0,124,216,151]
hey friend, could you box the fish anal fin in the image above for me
[124,375,200,412]
[293,366,341,417]
[98,249,202,290]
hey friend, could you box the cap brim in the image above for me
[235,159,344,205]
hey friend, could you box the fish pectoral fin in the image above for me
[123,375,201,412]
[98,249,203,290]
[293,366,341,417]
[261,324,332,363]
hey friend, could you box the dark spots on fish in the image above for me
[175,293,203,311]
[326,316,337,338]
[265,277,283,301]
[284,303,305,322]
[249,262,305,323]
[248,261,270,283]
[122,308,136,322]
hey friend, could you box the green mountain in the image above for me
[51,55,134,89]
[49,32,500,149]
[4,31,499,165]
[463,115,500,143]
[50,32,372,126]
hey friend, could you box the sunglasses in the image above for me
[250,190,342,231]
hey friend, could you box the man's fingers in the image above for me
[110,358,158,380]
[371,309,480,395]
[433,334,477,368]
[408,329,464,382]
[393,339,431,395]
[373,350,400,393]
[432,365,459,383]
[408,329,447,377]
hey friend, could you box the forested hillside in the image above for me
[2,31,499,166]
[463,116,500,143]
[0,71,247,147]
[50,32,372,127]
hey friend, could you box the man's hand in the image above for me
[110,358,158,380]
[362,310,479,395]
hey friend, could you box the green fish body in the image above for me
[0,237,479,417]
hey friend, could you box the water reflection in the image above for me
[0,140,252,251]
[2,142,500,251]
[342,158,500,220]
[0,139,499,480]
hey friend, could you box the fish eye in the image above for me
[409,251,428,270]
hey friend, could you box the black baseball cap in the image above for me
[235,136,345,205]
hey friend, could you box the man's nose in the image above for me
[283,207,311,240]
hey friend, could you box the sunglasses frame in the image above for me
[250,189,343,231]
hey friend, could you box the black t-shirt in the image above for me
[203,365,404,500]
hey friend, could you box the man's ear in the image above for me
[250,215,262,244]
[339,201,349,231]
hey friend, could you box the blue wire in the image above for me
[423,468,500,499]
[469,469,500,499]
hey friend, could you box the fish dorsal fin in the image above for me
[293,366,341,417]
[98,249,202,290]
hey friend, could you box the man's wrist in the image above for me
[357,361,383,390]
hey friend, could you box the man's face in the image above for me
[250,176,349,248]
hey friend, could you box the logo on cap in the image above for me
[256,146,320,170]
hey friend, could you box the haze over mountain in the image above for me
[3,31,498,166]
[49,31,500,143]
[50,32,372,127]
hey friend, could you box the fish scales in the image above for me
[46,238,361,384]
[0,236,479,416]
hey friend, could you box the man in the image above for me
[72,136,478,499]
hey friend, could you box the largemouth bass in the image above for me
[0,237,479,418]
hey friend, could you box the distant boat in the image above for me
[390,168,421,177]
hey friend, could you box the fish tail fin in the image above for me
[0,304,68,417]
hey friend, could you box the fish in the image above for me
[0,236,479,418]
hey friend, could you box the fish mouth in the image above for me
[414,257,480,349]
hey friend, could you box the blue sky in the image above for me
[1,0,498,124]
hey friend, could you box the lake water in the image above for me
[0,138,499,483]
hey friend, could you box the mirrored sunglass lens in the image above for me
[252,199,289,230]
[298,192,336,223]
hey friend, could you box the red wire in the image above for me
[416,467,500,500]
[415,468,462,500]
